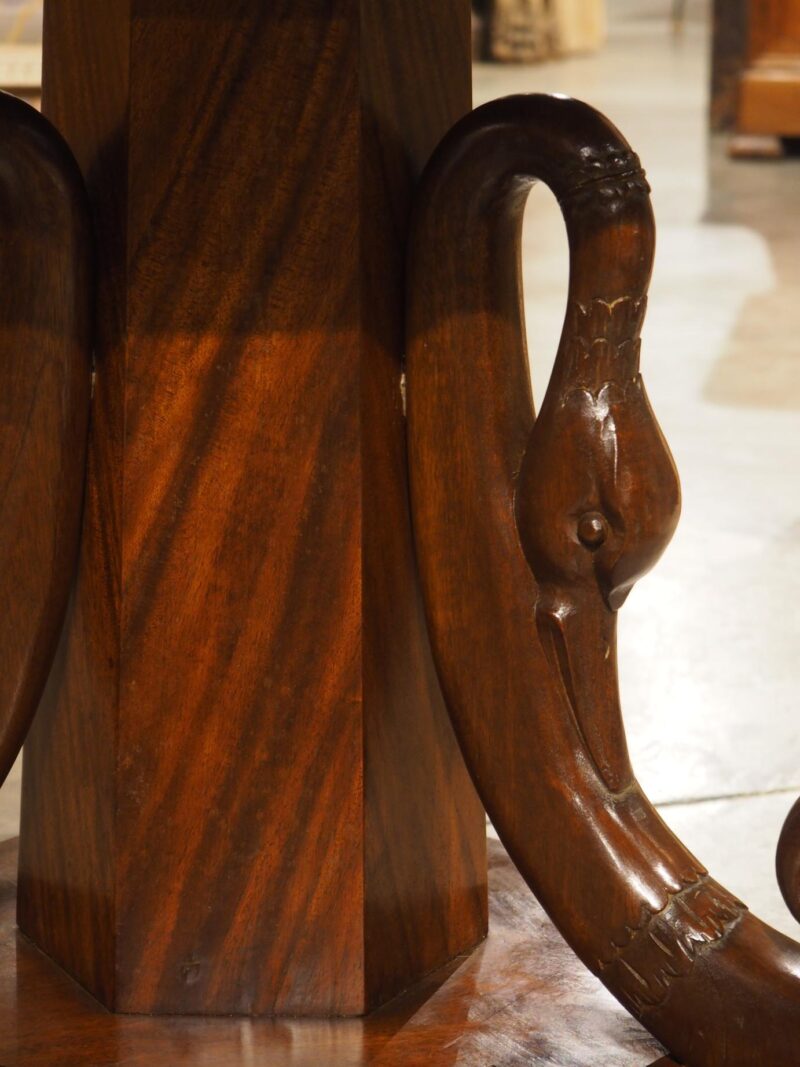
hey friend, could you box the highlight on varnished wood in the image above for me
[406,93,800,1066]
[0,90,91,785]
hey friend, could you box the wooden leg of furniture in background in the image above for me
[18,0,487,1018]
[711,0,800,155]
[737,2,800,140]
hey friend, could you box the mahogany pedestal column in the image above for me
[18,0,487,1017]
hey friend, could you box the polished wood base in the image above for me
[0,837,664,1065]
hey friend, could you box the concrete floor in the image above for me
[476,5,800,945]
[0,5,798,1059]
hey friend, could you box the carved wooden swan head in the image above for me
[517,294,680,613]
[406,94,800,1066]
[516,290,680,792]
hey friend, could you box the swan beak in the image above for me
[536,591,633,794]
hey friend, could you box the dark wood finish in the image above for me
[360,0,487,1010]
[0,836,665,1065]
[19,0,486,1018]
[0,91,91,785]
[406,93,800,1066]
[777,797,800,923]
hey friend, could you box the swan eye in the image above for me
[577,511,608,549]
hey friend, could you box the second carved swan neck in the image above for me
[407,93,800,1066]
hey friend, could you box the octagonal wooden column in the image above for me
[18,0,487,1017]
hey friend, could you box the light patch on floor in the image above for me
[0,757,19,839]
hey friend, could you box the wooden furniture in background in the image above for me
[711,0,800,153]
[407,93,800,1066]
[477,0,605,63]
[18,0,487,1019]
[737,2,800,137]
[484,0,552,62]
[709,0,748,131]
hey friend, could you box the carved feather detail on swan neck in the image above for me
[599,877,747,1017]
[562,295,647,394]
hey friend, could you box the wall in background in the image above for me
[607,0,709,24]
[0,0,41,43]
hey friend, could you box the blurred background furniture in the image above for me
[738,1,800,138]
[0,0,41,95]
[711,0,800,154]
[474,0,606,61]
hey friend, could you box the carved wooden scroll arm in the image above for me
[406,93,800,1067]
[0,92,92,785]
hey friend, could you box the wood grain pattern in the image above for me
[19,0,129,1010]
[406,93,800,1066]
[0,91,91,786]
[19,0,486,1017]
[360,0,487,1009]
[0,836,666,1065]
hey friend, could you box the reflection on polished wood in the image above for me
[0,837,664,1066]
